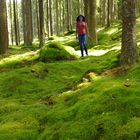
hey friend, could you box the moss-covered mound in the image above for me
[48,36,55,40]
[64,40,79,48]
[40,42,77,62]
[64,30,75,36]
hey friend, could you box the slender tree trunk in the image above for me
[56,0,59,35]
[84,0,89,27]
[59,0,62,33]
[62,0,65,33]
[22,0,25,44]
[22,0,33,46]
[9,0,14,45]
[13,0,19,45]
[0,0,8,54]
[89,0,98,45]
[36,0,40,39]
[38,0,45,48]
[120,0,138,65]
[67,0,70,31]
[46,0,50,37]
[16,0,20,45]
[78,0,81,15]
[102,0,107,26]
[110,0,114,22]
[107,0,110,27]
[32,0,36,39]
[67,0,72,31]
[69,0,73,30]
[49,0,53,36]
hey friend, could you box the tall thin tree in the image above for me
[120,0,138,65]
[38,0,45,47]
[0,0,9,54]
[13,0,19,45]
[9,0,14,45]
[89,0,98,45]
[22,0,33,46]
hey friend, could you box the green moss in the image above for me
[64,40,79,48]
[0,21,140,140]
[111,30,122,41]
[48,36,55,40]
[64,30,75,36]
[39,41,77,62]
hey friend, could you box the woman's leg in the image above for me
[78,35,84,57]
[82,34,88,55]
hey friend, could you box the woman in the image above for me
[76,15,88,57]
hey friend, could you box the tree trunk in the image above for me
[38,0,45,48]
[120,0,138,65]
[9,0,14,45]
[67,0,72,31]
[84,0,89,28]
[89,0,98,45]
[78,0,81,15]
[13,0,19,45]
[110,0,114,22]
[22,0,33,46]
[59,0,62,33]
[56,0,59,35]
[62,0,65,33]
[49,0,53,36]
[102,0,107,26]
[46,0,50,37]
[36,0,40,39]
[0,0,8,54]
[16,0,20,45]
[107,0,110,27]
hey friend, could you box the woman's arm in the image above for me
[85,22,88,34]
[76,22,78,39]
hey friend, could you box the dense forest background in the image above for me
[1,0,140,64]
[1,0,139,43]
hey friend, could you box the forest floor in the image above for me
[0,21,140,140]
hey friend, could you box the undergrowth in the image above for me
[0,20,140,140]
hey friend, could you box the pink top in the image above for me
[76,21,87,35]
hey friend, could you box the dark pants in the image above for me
[78,34,88,57]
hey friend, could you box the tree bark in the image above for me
[107,0,110,27]
[49,0,53,36]
[13,0,19,45]
[0,0,8,54]
[22,0,33,46]
[67,0,72,31]
[38,0,45,48]
[89,0,98,45]
[84,0,89,29]
[102,0,107,26]
[9,0,14,45]
[56,0,59,35]
[120,0,138,65]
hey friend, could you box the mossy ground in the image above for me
[0,20,140,140]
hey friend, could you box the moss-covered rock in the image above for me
[40,41,76,62]
[64,40,79,48]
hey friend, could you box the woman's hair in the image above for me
[76,15,86,22]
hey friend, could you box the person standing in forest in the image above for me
[76,15,88,57]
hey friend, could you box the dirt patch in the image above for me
[102,66,131,76]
